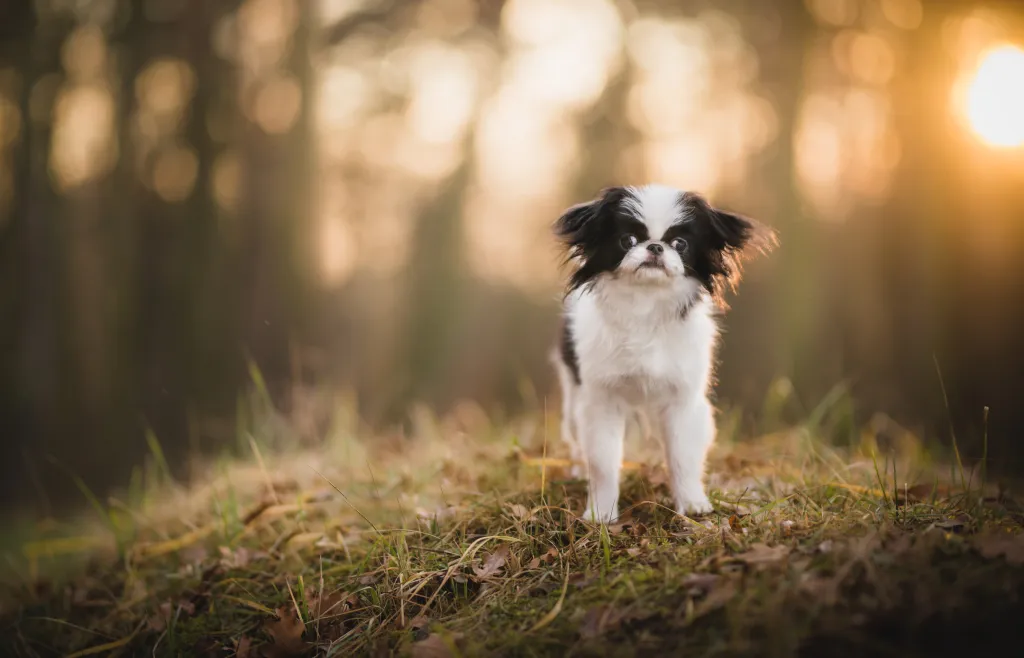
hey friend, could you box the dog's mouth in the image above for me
[636,260,667,272]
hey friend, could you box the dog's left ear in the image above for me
[687,195,778,300]
[709,208,777,256]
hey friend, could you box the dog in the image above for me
[551,184,775,522]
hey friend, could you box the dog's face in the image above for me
[554,184,773,298]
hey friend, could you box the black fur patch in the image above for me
[558,317,581,385]
[554,187,646,292]
[674,192,760,299]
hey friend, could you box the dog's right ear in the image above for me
[553,187,627,245]
[554,200,598,244]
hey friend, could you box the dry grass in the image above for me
[2,390,1023,657]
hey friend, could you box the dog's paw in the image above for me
[581,504,618,524]
[676,494,713,517]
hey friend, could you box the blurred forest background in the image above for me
[2,0,1024,517]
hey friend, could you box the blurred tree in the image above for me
[0,5,76,507]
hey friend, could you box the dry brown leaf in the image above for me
[690,580,737,622]
[904,483,953,502]
[508,503,533,521]
[146,601,173,632]
[569,572,599,590]
[236,636,255,658]
[578,605,624,639]
[527,548,558,569]
[406,614,432,642]
[410,632,463,658]
[735,543,790,566]
[473,544,510,579]
[306,588,356,619]
[263,607,309,658]
[974,533,1024,565]
[681,572,720,594]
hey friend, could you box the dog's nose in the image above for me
[647,242,664,255]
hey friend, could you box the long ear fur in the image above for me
[553,187,627,248]
[710,209,777,256]
[684,192,778,301]
[553,200,599,245]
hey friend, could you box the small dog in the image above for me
[551,184,775,522]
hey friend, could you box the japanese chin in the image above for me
[551,184,775,522]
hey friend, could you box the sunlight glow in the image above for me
[965,45,1024,148]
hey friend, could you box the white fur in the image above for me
[555,184,719,522]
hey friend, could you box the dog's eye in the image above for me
[619,234,638,250]
[670,237,688,253]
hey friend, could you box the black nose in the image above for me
[647,243,664,255]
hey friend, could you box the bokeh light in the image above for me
[150,144,198,202]
[964,45,1024,148]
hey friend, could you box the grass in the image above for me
[1,389,1022,657]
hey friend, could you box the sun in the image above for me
[964,44,1024,148]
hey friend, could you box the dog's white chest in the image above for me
[570,288,717,403]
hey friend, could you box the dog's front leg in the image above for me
[576,388,626,523]
[659,396,714,516]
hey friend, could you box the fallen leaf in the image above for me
[935,516,969,532]
[689,580,737,622]
[236,636,255,658]
[146,601,173,632]
[263,607,309,658]
[718,500,752,516]
[569,572,599,590]
[735,543,790,566]
[406,614,432,641]
[218,546,254,569]
[728,515,742,532]
[578,605,623,639]
[904,482,953,502]
[626,547,642,557]
[974,533,1024,565]
[473,544,510,579]
[408,614,430,629]
[410,632,463,658]
[528,548,558,570]
[307,588,356,619]
[508,503,533,521]
[681,572,720,594]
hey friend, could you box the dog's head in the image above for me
[554,184,775,302]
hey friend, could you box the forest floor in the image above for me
[2,391,1023,657]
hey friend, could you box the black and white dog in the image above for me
[551,184,775,522]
